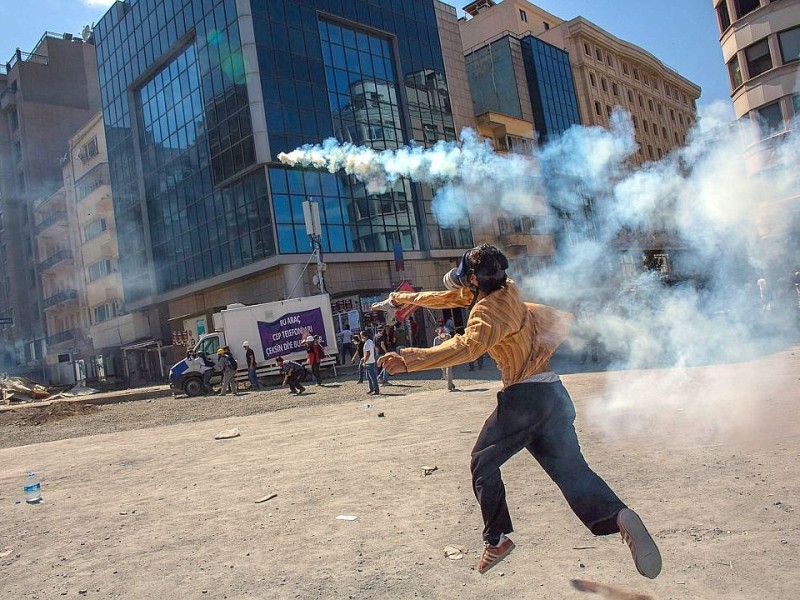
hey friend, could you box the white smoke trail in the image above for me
[279,103,800,441]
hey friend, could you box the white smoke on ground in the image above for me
[279,103,800,441]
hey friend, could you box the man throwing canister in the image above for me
[374,244,661,577]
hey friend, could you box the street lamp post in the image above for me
[302,199,326,294]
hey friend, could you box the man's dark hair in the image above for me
[466,244,509,293]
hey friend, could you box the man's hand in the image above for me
[371,298,400,325]
[377,352,408,374]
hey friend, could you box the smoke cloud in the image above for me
[279,102,800,442]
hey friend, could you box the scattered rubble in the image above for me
[0,374,52,404]
[254,493,278,504]
[443,545,464,560]
[0,374,98,406]
[214,428,240,440]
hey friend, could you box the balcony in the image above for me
[35,210,68,235]
[75,163,110,201]
[38,249,73,272]
[48,328,81,345]
[43,289,78,309]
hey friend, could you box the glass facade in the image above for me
[464,37,524,119]
[252,0,470,255]
[520,35,582,142]
[96,0,470,301]
[96,0,271,300]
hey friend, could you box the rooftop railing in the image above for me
[5,49,48,73]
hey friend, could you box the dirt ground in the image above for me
[1,346,798,599]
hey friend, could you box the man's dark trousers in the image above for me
[287,369,307,393]
[470,381,626,545]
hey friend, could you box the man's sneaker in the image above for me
[617,508,662,579]
[476,537,515,574]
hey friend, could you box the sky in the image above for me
[2,0,731,107]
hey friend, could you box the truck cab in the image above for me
[168,333,226,397]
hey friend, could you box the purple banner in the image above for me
[257,307,328,360]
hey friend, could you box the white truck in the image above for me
[169,294,339,397]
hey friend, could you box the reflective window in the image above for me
[728,54,743,89]
[779,26,800,64]
[716,1,731,33]
[734,0,760,20]
[756,102,784,137]
[466,37,523,119]
[745,39,772,78]
[320,19,404,150]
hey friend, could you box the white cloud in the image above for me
[82,0,115,7]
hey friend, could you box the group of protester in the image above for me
[184,334,328,396]
[182,242,665,580]
[184,344,243,396]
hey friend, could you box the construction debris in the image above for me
[254,493,278,504]
[214,428,241,440]
[0,374,54,404]
[0,374,99,406]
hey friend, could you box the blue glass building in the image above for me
[520,35,581,143]
[94,0,472,309]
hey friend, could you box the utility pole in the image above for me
[302,199,326,294]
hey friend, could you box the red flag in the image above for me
[394,280,420,323]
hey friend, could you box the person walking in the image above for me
[352,333,366,383]
[305,335,323,385]
[360,330,379,396]
[375,244,661,577]
[276,356,307,394]
[375,326,392,385]
[242,341,261,390]
[433,326,456,391]
[216,347,238,396]
[340,325,353,364]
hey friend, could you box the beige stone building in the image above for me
[459,0,702,280]
[538,17,700,166]
[0,33,100,378]
[32,113,153,384]
[33,185,86,383]
[62,113,152,384]
[714,0,800,267]
[460,0,701,166]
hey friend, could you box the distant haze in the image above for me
[280,101,800,441]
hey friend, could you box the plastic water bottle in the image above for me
[24,472,41,504]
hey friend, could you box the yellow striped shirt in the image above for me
[391,281,573,387]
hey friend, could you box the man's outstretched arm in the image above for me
[378,287,475,310]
